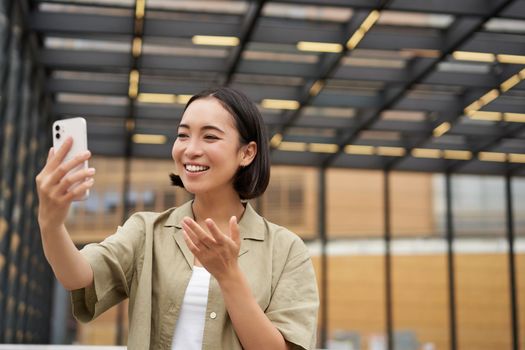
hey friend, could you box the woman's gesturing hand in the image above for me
[182,216,241,281]
[35,137,95,231]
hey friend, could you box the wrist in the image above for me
[217,264,244,290]
[39,220,65,236]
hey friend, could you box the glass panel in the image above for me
[517,250,525,350]
[452,175,511,349]
[309,253,323,347]
[455,251,512,350]
[262,3,352,22]
[391,245,449,350]
[147,0,248,15]
[432,174,448,238]
[67,156,125,244]
[513,178,525,350]
[74,300,129,345]
[452,175,506,237]
[378,11,453,28]
[129,158,192,210]
[45,37,130,53]
[485,18,525,34]
[327,169,383,238]
[391,172,441,237]
[513,177,525,236]
[328,253,385,350]
[40,2,133,16]
[260,166,317,239]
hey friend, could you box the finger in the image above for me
[46,147,54,163]
[183,230,201,254]
[183,217,217,247]
[39,147,56,176]
[204,218,226,244]
[63,178,95,202]
[36,148,55,185]
[47,137,73,169]
[55,167,96,196]
[182,220,200,244]
[182,220,211,251]
[230,216,241,245]
[47,150,91,186]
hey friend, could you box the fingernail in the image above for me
[83,150,91,157]
[87,168,96,175]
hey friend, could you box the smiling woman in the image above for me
[169,88,270,200]
[36,87,319,350]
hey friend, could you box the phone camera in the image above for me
[55,133,60,139]
[55,125,60,131]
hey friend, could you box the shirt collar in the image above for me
[164,200,265,241]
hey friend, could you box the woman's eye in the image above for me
[204,135,219,140]
[177,133,188,138]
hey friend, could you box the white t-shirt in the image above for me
[172,266,211,350]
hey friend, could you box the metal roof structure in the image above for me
[29,0,525,175]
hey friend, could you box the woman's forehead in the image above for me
[180,98,236,129]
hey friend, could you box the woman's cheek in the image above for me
[172,141,181,159]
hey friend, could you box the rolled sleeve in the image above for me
[266,237,319,350]
[71,213,145,322]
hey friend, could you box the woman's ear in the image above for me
[240,141,257,167]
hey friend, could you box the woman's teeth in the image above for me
[185,164,210,173]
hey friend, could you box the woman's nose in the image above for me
[184,139,203,157]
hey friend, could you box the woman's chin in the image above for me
[183,184,206,196]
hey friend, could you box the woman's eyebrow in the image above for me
[178,123,225,134]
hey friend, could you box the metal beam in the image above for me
[444,173,458,350]
[44,64,525,96]
[317,167,328,348]
[446,123,525,173]
[29,12,133,35]
[321,0,517,168]
[275,0,521,17]
[383,170,393,350]
[382,90,490,171]
[264,6,390,151]
[223,0,266,86]
[504,173,521,350]
[30,8,525,53]
[39,49,131,70]
[392,0,520,17]
[145,16,240,38]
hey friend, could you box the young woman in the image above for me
[36,87,319,350]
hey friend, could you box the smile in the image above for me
[185,164,210,173]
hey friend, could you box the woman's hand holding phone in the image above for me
[36,137,96,231]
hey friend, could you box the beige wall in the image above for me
[313,253,525,350]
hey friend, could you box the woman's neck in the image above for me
[191,191,246,226]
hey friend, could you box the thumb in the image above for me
[229,216,240,246]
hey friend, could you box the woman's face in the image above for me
[172,97,255,197]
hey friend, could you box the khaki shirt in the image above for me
[71,201,319,350]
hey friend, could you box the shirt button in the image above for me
[210,312,217,319]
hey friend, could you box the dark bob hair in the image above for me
[169,87,270,200]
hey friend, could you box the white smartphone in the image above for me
[52,117,90,200]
